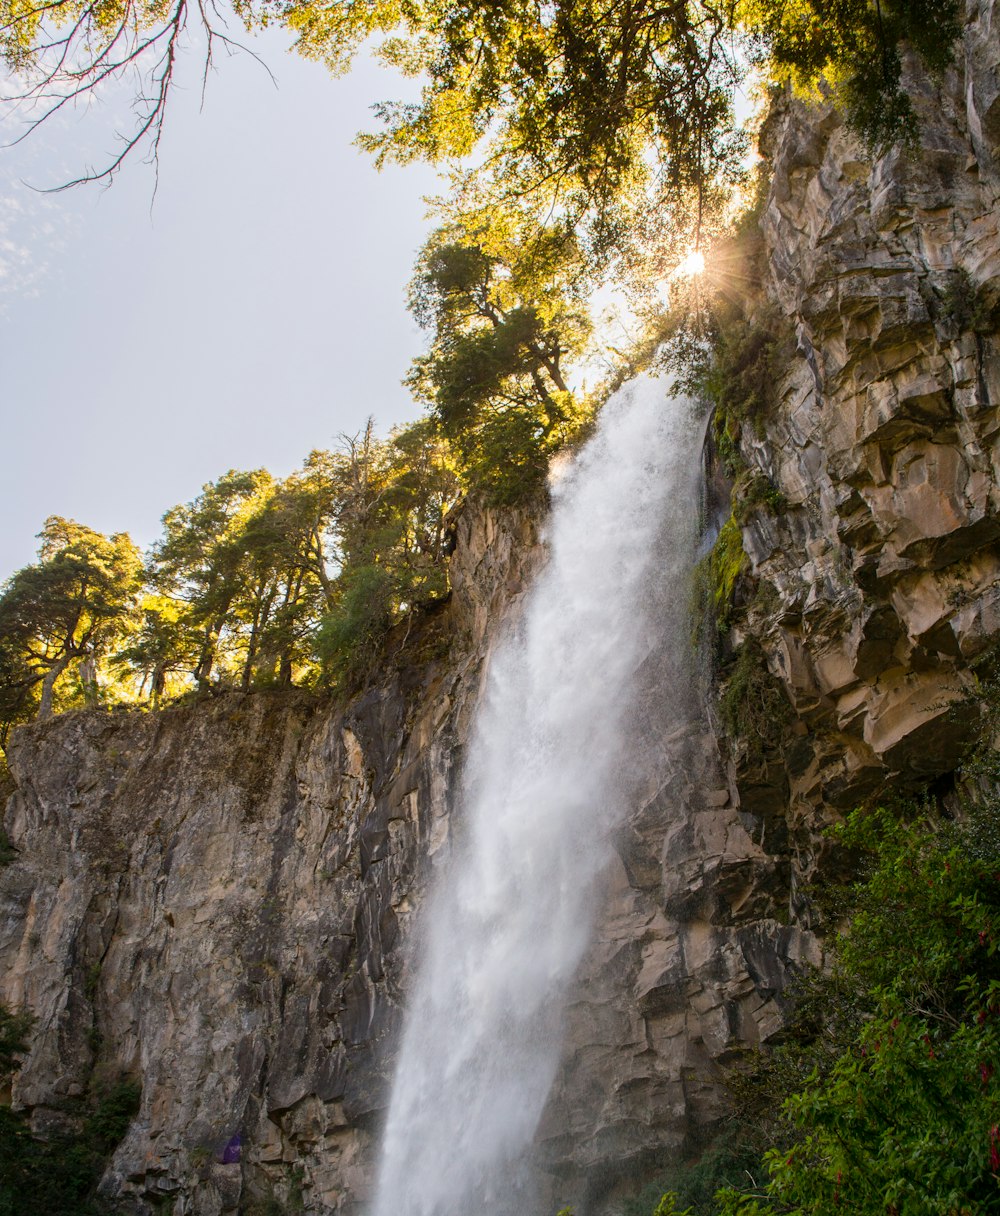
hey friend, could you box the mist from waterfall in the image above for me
[372,375,705,1216]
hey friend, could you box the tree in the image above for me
[226,469,334,688]
[740,0,963,149]
[0,0,272,187]
[314,418,460,685]
[147,469,274,690]
[0,422,462,724]
[0,0,960,221]
[407,218,593,501]
[135,428,460,697]
[0,1003,32,1078]
[113,593,197,704]
[0,518,142,741]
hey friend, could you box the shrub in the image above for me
[622,1143,762,1216]
[701,304,788,437]
[0,1010,138,1214]
[712,798,1000,1216]
[732,472,786,525]
[0,1005,32,1076]
[718,638,793,761]
[314,564,397,688]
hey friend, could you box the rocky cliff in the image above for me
[3,4,1000,1214]
[734,0,1000,868]
[0,505,543,1214]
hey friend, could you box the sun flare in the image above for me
[675,248,706,277]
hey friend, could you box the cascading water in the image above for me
[372,375,705,1216]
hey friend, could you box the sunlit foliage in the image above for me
[0,519,142,741]
[313,417,460,685]
[0,420,460,744]
[0,0,960,221]
[407,214,594,502]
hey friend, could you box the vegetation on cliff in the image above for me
[0,1009,140,1216]
[0,418,466,743]
[0,0,968,746]
[633,680,1000,1216]
[0,1080,141,1215]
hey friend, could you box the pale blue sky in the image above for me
[0,33,439,578]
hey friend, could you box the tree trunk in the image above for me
[530,339,568,395]
[38,653,74,720]
[310,529,336,609]
[194,627,216,689]
[79,654,98,706]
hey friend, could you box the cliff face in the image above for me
[736,0,1000,853]
[3,5,1000,1214]
[1,492,803,1216]
[0,506,543,1214]
[544,1,1000,1202]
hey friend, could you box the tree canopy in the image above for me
[0,519,142,742]
[407,214,594,501]
[0,0,968,740]
[0,0,962,220]
[0,420,460,749]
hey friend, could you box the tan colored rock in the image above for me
[6,7,1000,1214]
[733,0,1000,835]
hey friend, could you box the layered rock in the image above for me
[3,5,1000,1214]
[731,0,1000,850]
[0,483,812,1215]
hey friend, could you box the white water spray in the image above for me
[373,376,704,1216]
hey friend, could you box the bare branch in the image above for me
[0,0,277,187]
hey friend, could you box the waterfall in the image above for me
[372,375,704,1216]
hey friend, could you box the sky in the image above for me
[0,31,440,580]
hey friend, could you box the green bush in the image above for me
[622,1143,763,1216]
[718,639,792,754]
[314,564,397,688]
[747,0,962,151]
[455,407,577,507]
[646,797,993,1216]
[732,473,786,525]
[722,799,1000,1214]
[701,304,787,437]
[0,1079,140,1215]
[84,1080,141,1157]
[633,788,1000,1216]
[0,1005,32,1075]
